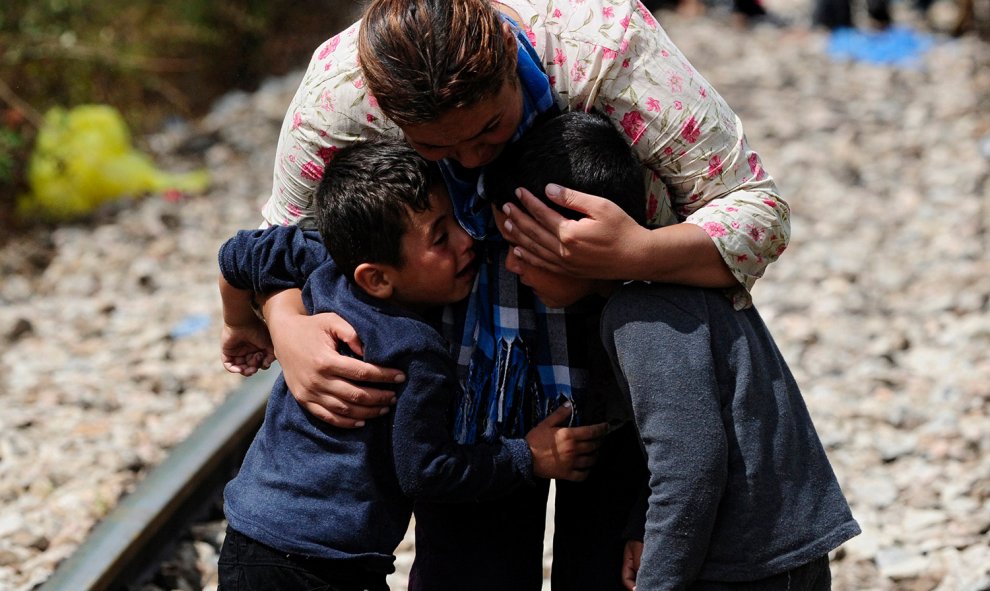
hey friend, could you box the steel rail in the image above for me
[38,368,278,591]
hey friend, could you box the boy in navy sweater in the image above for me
[485,110,861,590]
[216,139,606,590]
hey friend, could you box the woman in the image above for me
[253,0,787,421]
[224,0,789,588]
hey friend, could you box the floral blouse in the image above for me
[262,0,789,308]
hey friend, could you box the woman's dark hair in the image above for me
[315,139,439,278]
[358,0,517,126]
[484,110,647,224]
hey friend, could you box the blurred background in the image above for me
[0,0,363,235]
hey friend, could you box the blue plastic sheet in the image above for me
[169,313,212,339]
[827,26,936,68]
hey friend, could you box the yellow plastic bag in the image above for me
[19,105,209,220]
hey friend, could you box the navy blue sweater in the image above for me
[218,227,533,575]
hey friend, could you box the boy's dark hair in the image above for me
[315,138,440,278]
[484,109,646,224]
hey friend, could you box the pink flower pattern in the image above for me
[637,3,658,27]
[646,97,662,112]
[703,222,728,238]
[681,117,701,143]
[320,90,335,112]
[749,153,766,180]
[317,146,339,163]
[619,110,647,143]
[300,161,323,182]
[570,61,587,82]
[707,155,723,178]
[318,36,341,61]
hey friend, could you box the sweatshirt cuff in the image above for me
[217,237,250,290]
[502,437,536,485]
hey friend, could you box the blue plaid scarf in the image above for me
[439,18,584,444]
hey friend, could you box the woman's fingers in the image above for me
[502,190,563,246]
[322,350,406,388]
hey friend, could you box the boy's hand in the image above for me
[525,403,607,481]
[221,322,275,376]
[622,540,643,591]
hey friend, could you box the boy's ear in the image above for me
[501,22,519,55]
[353,263,394,300]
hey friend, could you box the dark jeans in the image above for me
[692,555,832,590]
[409,423,646,591]
[218,527,389,591]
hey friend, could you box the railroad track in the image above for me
[37,369,277,591]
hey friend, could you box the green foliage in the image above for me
[0,0,356,229]
[0,0,273,124]
[0,127,23,185]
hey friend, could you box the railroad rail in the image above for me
[37,369,277,591]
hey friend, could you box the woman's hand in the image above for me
[500,183,737,287]
[262,289,405,428]
[499,184,651,280]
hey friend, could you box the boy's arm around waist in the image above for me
[391,352,534,502]
[218,226,328,293]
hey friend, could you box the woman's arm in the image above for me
[505,0,788,304]
[246,27,409,426]
[261,290,403,427]
[501,185,737,287]
[218,227,403,427]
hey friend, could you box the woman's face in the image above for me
[402,78,524,169]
